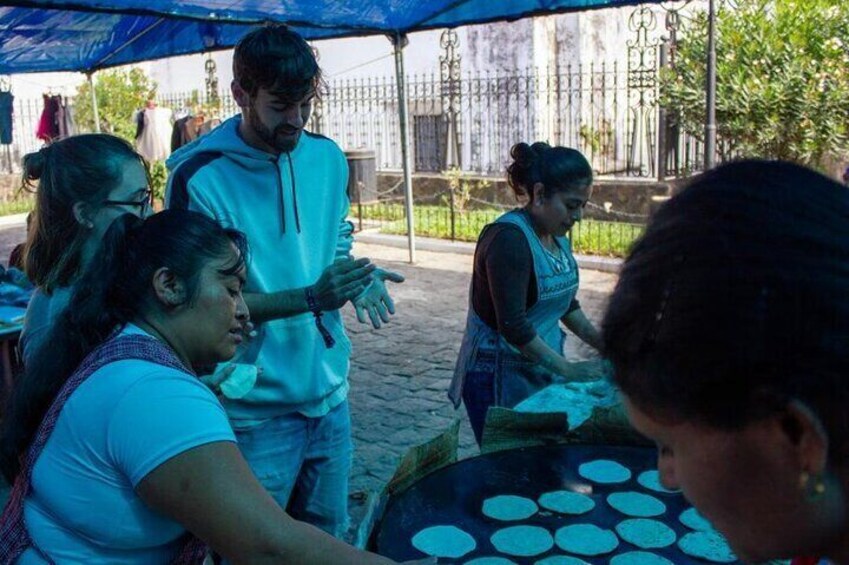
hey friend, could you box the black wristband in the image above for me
[304,286,335,348]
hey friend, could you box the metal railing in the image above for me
[348,189,646,258]
[158,61,708,180]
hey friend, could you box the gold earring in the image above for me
[799,470,826,500]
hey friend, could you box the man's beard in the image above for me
[248,109,300,154]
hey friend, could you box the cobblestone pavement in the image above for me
[0,220,619,538]
[344,241,617,533]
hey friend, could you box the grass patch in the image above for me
[0,197,35,217]
[354,203,644,257]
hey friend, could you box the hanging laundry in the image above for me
[199,117,221,136]
[134,101,173,162]
[170,111,221,152]
[171,114,201,151]
[0,91,13,145]
[36,94,62,143]
[57,97,77,138]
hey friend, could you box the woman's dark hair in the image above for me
[22,134,149,293]
[506,142,593,202]
[602,160,849,458]
[0,210,248,482]
[233,24,324,103]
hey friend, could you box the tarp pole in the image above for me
[704,0,717,169]
[87,72,101,133]
[391,32,416,264]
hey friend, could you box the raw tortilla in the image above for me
[465,558,517,565]
[610,551,674,565]
[219,363,258,399]
[554,524,619,556]
[678,531,736,563]
[637,470,679,494]
[615,519,677,549]
[578,459,631,484]
[482,495,539,521]
[412,525,476,559]
[607,491,666,517]
[679,508,714,531]
[490,525,554,557]
[537,491,595,515]
[514,383,597,429]
[535,557,591,565]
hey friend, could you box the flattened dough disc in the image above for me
[678,531,736,563]
[412,525,476,559]
[578,459,631,484]
[537,491,595,515]
[607,492,667,517]
[482,495,539,521]
[615,519,677,549]
[610,551,674,565]
[490,526,554,557]
[554,524,619,556]
[637,470,679,494]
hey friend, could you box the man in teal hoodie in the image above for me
[165,25,404,537]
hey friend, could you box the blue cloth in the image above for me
[0,91,12,144]
[165,115,353,422]
[20,287,72,370]
[451,209,580,423]
[19,325,235,564]
[461,369,496,445]
[231,401,352,539]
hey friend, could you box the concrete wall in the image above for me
[373,172,668,220]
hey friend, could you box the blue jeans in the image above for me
[462,370,496,446]
[233,401,353,538]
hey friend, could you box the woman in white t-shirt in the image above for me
[0,210,411,564]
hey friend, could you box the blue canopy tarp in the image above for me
[0,0,685,263]
[0,0,668,73]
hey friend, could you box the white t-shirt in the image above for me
[20,325,235,564]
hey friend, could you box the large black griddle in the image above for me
[372,444,740,564]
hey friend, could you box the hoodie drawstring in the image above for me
[286,153,302,233]
[273,159,286,234]
[274,154,302,234]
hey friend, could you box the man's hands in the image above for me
[312,257,376,312]
[309,258,405,329]
[353,268,406,329]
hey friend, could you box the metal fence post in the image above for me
[449,186,456,242]
[705,0,718,169]
[86,72,101,133]
[391,32,417,264]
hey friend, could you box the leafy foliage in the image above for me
[441,168,492,211]
[149,160,168,203]
[660,0,849,169]
[75,68,158,142]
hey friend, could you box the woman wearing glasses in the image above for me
[20,134,153,368]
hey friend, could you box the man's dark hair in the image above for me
[233,24,323,103]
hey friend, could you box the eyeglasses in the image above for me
[103,188,153,215]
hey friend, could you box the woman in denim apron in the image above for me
[450,143,606,444]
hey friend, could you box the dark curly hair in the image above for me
[602,160,849,460]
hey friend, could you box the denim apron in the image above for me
[449,209,579,410]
